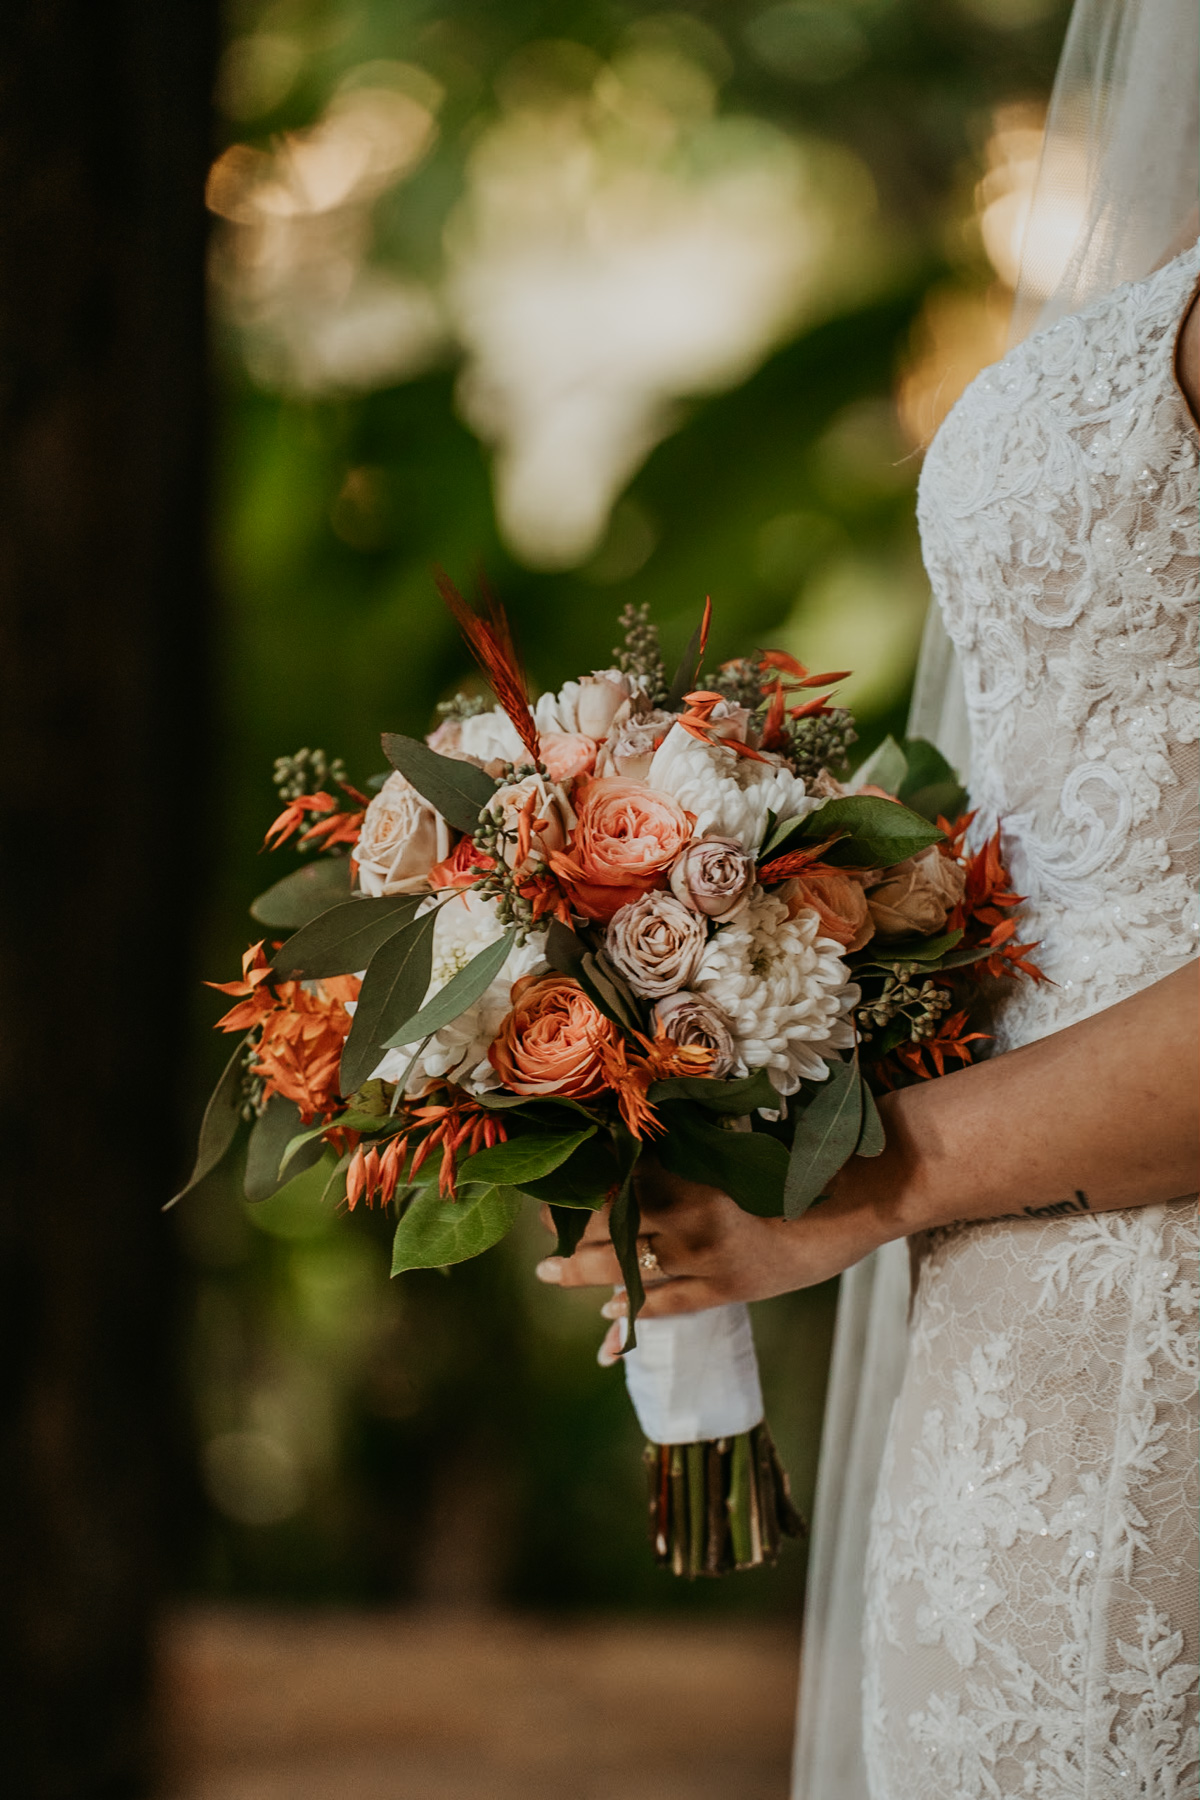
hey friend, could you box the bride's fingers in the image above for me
[536,1239,623,1289]
[637,1277,724,1319]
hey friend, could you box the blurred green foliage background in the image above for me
[180,0,1067,1614]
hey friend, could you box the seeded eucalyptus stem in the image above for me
[645,1423,804,1578]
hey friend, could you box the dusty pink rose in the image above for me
[539,732,596,784]
[867,846,966,938]
[653,991,735,1078]
[356,771,454,896]
[594,710,676,782]
[669,836,755,920]
[605,891,707,999]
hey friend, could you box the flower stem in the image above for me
[645,1423,804,1578]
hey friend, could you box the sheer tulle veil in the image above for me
[792,2,1199,1794]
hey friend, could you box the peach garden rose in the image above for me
[549,777,693,922]
[488,973,616,1098]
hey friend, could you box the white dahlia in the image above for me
[693,886,858,1096]
[646,723,819,852]
[370,890,545,1095]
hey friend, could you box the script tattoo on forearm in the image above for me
[1022,1189,1092,1220]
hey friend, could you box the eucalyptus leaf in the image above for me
[165,1040,246,1209]
[339,911,438,1095]
[380,732,496,834]
[897,740,967,824]
[250,857,353,930]
[609,1160,644,1347]
[647,1067,778,1115]
[245,1094,325,1203]
[665,603,707,710]
[856,1082,886,1158]
[656,1105,789,1216]
[270,894,421,980]
[278,1108,405,1179]
[544,919,644,1033]
[390,1182,523,1272]
[457,1126,596,1188]
[550,1204,591,1258]
[383,929,517,1047]
[784,1057,862,1219]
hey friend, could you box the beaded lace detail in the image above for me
[861,246,1200,1798]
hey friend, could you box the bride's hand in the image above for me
[533,1155,890,1325]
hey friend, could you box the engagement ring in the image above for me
[638,1244,663,1275]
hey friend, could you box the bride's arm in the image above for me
[536,961,1199,1317]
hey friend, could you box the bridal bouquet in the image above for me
[174,582,1040,1576]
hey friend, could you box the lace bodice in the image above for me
[917,242,1200,1050]
[852,250,1200,1800]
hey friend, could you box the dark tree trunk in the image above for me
[0,3,215,1793]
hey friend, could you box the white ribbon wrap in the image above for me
[621,1302,764,1444]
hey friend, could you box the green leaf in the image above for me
[784,1057,862,1220]
[339,911,438,1094]
[656,1105,789,1216]
[380,731,496,834]
[852,733,909,797]
[457,1126,597,1188]
[764,795,943,870]
[518,1132,617,1207]
[165,1040,246,1209]
[383,930,517,1047]
[475,1091,599,1120]
[277,1108,405,1179]
[391,1182,523,1272]
[897,739,968,824]
[863,928,963,967]
[609,1158,644,1346]
[856,1082,886,1158]
[270,895,421,980]
[549,1204,591,1258]
[665,602,708,710]
[250,856,353,930]
[244,1094,325,1203]
[647,1067,779,1115]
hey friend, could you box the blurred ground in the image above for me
[161,1606,798,1800]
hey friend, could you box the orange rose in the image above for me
[540,732,597,784]
[489,973,617,1098]
[786,870,875,952]
[549,777,693,923]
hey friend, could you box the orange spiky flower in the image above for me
[756,650,851,755]
[884,1008,989,1083]
[435,568,541,768]
[677,691,770,761]
[209,942,359,1122]
[940,814,1045,984]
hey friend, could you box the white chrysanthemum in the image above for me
[458,706,527,765]
[693,886,858,1096]
[370,890,545,1095]
[646,723,819,851]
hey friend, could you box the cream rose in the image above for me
[576,670,633,739]
[356,771,454,896]
[486,773,574,878]
[605,891,708,999]
[867,846,966,939]
[653,991,736,1077]
[669,836,756,920]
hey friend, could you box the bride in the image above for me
[536,0,1200,1791]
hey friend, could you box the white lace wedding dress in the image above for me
[857,243,1200,1796]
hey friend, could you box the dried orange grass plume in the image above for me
[209,942,358,1122]
[435,569,541,767]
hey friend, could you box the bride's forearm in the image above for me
[826,961,1199,1244]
